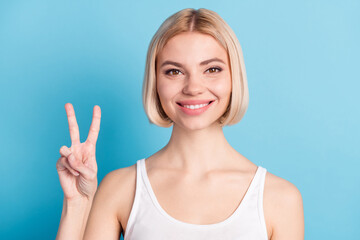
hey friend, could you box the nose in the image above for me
[182,74,205,95]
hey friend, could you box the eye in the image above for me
[206,67,222,74]
[165,69,182,76]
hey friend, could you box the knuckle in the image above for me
[61,157,68,164]
[90,126,99,133]
[56,157,66,169]
[57,156,63,163]
[59,145,67,153]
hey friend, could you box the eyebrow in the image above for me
[160,57,225,68]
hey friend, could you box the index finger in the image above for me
[86,105,101,146]
[65,103,80,145]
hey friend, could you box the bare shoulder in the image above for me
[99,164,137,193]
[96,163,137,230]
[84,163,137,239]
[264,171,303,205]
[263,171,304,239]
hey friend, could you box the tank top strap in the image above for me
[256,166,268,238]
[123,159,144,239]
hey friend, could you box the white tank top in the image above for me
[124,158,268,240]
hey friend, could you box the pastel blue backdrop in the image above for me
[0,0,359,239]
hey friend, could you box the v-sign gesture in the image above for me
[56,103,101,201]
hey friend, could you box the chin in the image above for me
[176,118,220,131]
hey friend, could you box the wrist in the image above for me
[57,197,94,240]
[62,196,93,215]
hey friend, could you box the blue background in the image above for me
[0,0,359,239]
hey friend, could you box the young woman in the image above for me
[56,8,304,240]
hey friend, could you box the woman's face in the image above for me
[156,32,232,130]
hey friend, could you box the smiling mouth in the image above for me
[176,100,214,109]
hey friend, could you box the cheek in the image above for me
[212,77,232,99]
[156,79,178,106]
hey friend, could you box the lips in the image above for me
[177,100,214,116]
[176,99,215,106]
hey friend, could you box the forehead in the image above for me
[157,32,228,64]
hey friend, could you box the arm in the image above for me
[56,197,94,240]
[269,179,304,240]
[83,165,136,239]
[82,171,122,240]
[56,103,101,240]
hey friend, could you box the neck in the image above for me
[160,122,237,174]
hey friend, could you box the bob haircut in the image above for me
[142,8,249,128]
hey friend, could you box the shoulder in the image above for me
[264,171,303,206]
[84,163,137,239]
[263,170,304,239]
[99,163,137,193]
[96,163,137,226]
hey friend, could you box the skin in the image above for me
[56,103,100,240]
[56,32,304,240]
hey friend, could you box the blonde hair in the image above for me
[142,8,249,128]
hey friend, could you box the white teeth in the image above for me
[183,103,209,109]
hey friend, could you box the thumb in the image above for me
[67,154,96,180]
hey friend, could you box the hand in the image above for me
[56,103,101,201]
